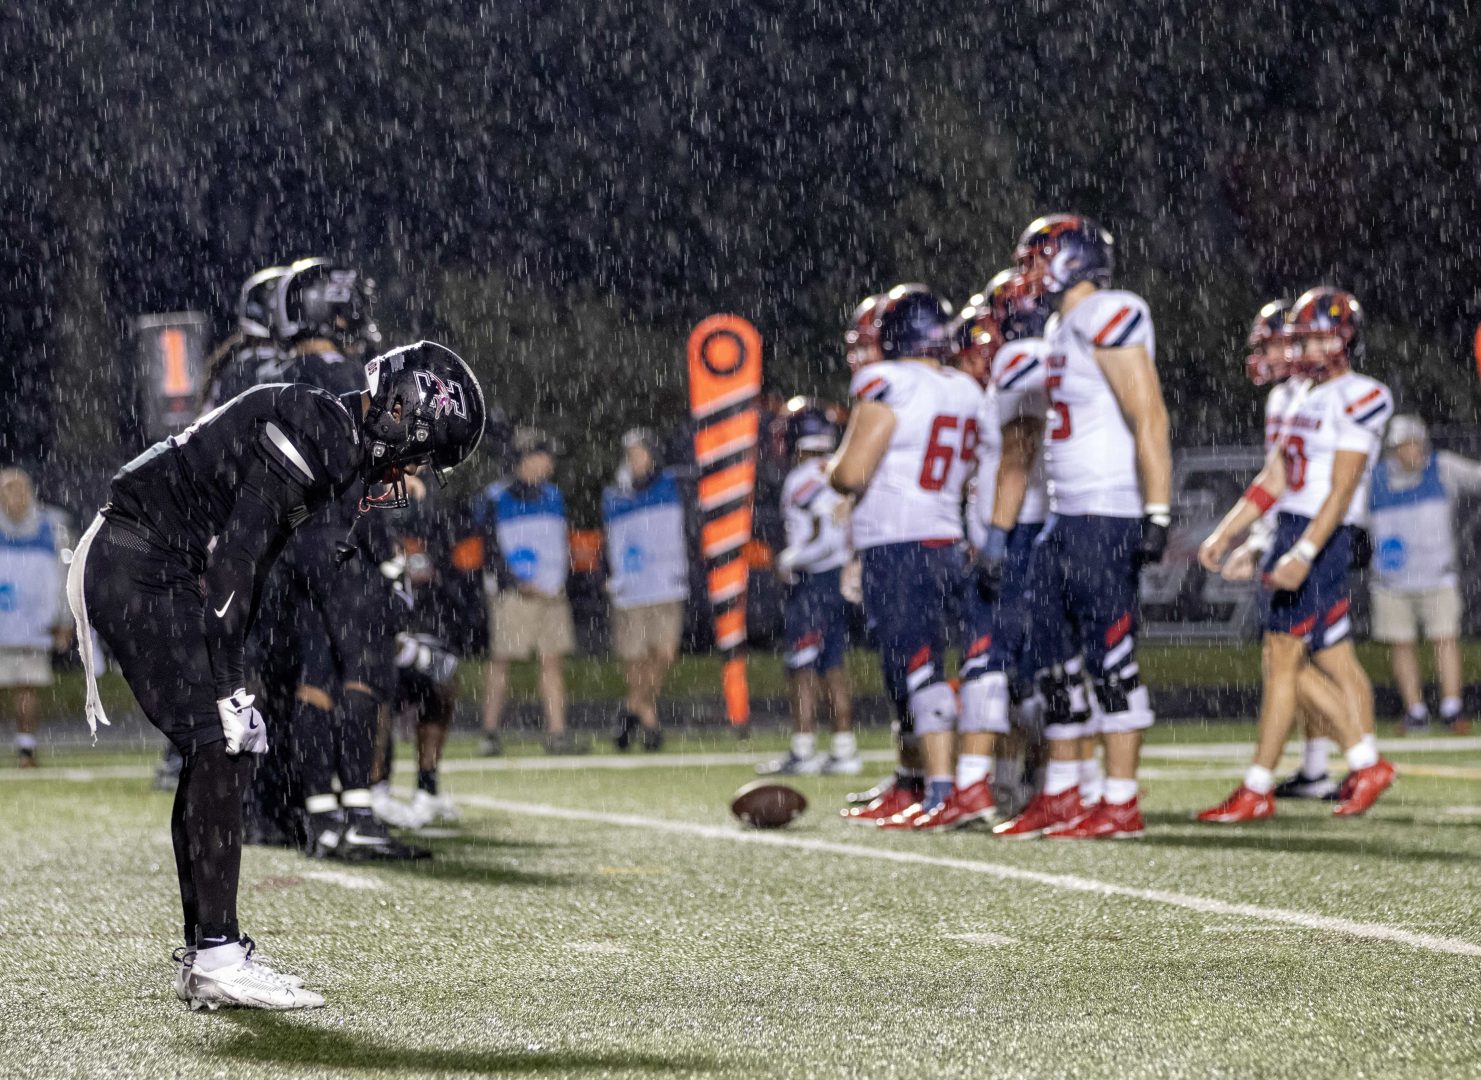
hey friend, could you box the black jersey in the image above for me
[105,383,366,695]
[280,346,369,530]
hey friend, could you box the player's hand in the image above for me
[975,526,1009,604]
[1220,542,1260,582]
[840,560,863,604]
[1265,551,1311,592]
[775,547,800,585]
[218,689,268,756]
[1198,531,1230,572]
[1138,508,1171,568]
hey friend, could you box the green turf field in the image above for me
[3,726,1480,1079]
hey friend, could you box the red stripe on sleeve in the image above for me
[1093,306,1133,346]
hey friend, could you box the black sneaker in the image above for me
[479,732,504,757]
[337,812,431,861]
[304,809,347,859]
[1273,771,1340,800]
[613,712,640,752]
[641,726,664,753]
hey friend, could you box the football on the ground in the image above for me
[730,781,808,829]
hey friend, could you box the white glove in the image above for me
[840,559,863,605]
[218,689,268,756]
[775,547,800,585]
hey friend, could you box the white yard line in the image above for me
[458,794,1481,959]
[299,869,386,892]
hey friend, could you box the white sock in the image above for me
[1345,741,1378,771]
[830,731,857,759]
[1078,757,1104,805]
[15,733,36,751]
[956,754,992,789]
[1244,764,1275,795]
[1361,733,1377,755]
[1103,777,1138,805]
[1045,759,1079,796]
[193,940,245,972]
[1302,737,1333,778]
[1441,696,1463,720]
[1408,702,1430,722]
[791,732,816,759]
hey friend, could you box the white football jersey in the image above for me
[991,337,1051,526]
[781,458,850,573]
[965,383,1004,550]
[1042,289,1156,518]
[1265,373,1391,521]
[848,360,986,550]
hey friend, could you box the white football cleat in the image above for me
[185,940,323,1011]
[175,939,304,1001]
[411,789,460,826]
[371,784,422,829]
[756,751,824,776]
[821,753,864,776]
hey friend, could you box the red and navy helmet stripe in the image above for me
[999,358,1042,391]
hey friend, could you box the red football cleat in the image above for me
[911,780,997,831]
[875,801,929,830]
[1333,758,1396,817]
[842,784,918,825]
[1046,798,1145,839]
[1195,785,1275,823]
[992,788,1083,838]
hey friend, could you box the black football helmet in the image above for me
[874,284,955,360]
[1014,214,1114,305]
[238,266,289,340]
[361,341,487,505]
[274,257,381,352]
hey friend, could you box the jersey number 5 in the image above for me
[1045,375,1072,441]
[920,416,979,491]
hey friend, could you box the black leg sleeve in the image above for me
[338,687,380,796]
[170,763,198,946]
[182,743,248,944]
[292,697,336,801]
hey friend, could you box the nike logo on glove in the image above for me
[214,592,236,618]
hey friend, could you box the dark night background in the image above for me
[3,0,1479,523]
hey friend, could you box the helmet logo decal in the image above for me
[415,370,468,420]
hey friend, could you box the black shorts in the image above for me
[280,529,400,700]
[84,520,222,754]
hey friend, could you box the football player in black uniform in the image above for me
[66,341,485,1010]
[200,265,293,410]
[267,259,422,860]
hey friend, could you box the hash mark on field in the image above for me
[947,932,1019,947]
[459,796,1481,960]
[300,869,385,891]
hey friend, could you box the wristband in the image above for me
[1243,484,1277,513]
[1143,503,1172,528]
[1291,538,1319,563]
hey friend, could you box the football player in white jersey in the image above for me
[829,284,986,826]
[993,215,1171,841]
[760,398,859,776]
[1221,300,1380,801]
[1198,288,1397,821]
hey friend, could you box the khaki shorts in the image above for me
[489,591,574,661]
[0,647,53,688]
[612,601,684,661]
[1370,584,1462,644]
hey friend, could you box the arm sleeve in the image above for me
[203,470,300,697]
[1438,451,1481,495]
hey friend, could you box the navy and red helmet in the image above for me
[1245,299,1291,386]
[1283,287,1363,379]
[874,284,955,361]
[783,396,841,456]
[1014,214,1114,304]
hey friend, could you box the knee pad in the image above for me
[1039,664,1090,742]
[1096,683,1154,733]
[909,681,958,736]
[960,672,1010,734]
